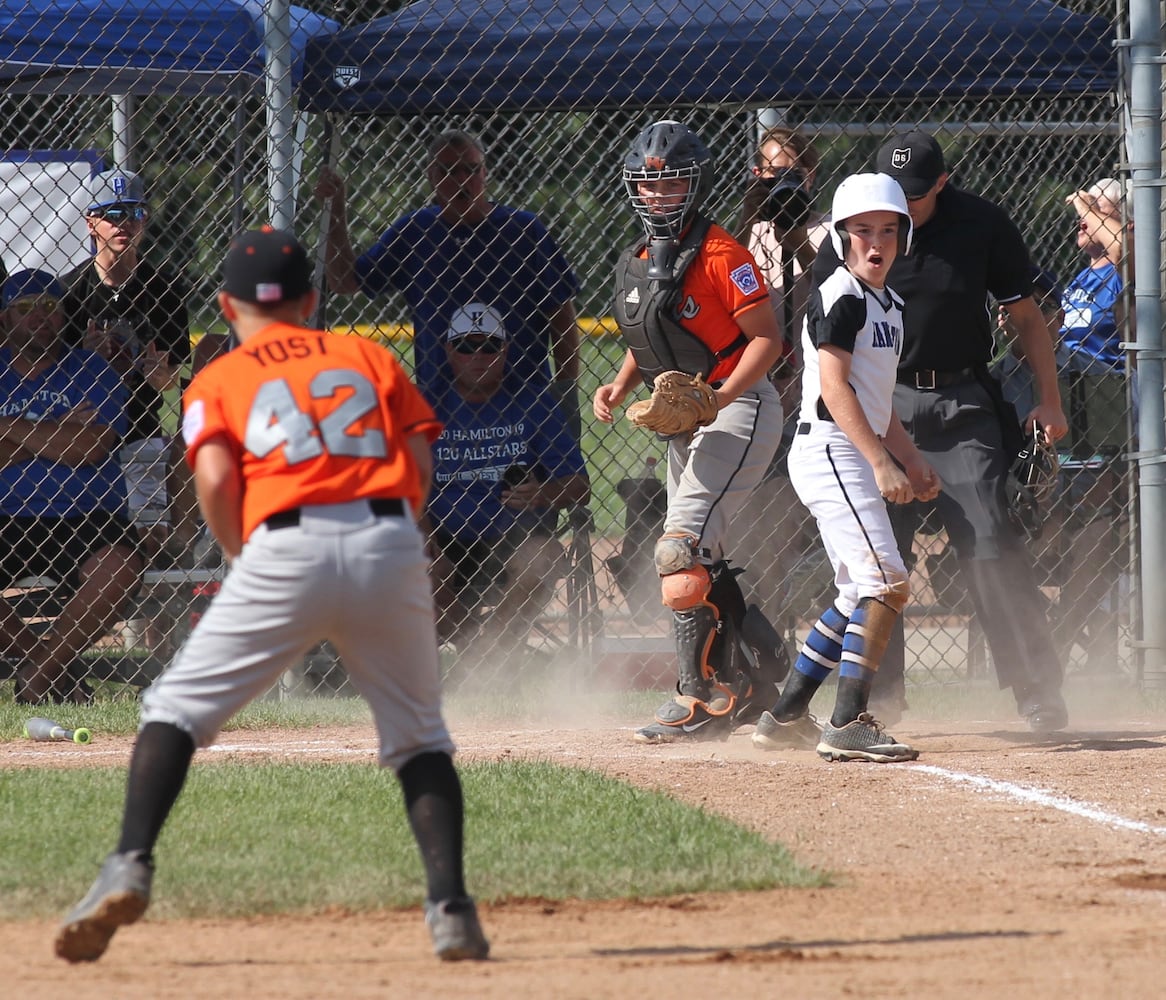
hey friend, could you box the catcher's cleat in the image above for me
[633,694,733,744]
[816,712,919,763]
[751,710,823,751]
[425,896,490,961]
[56,850,153,963]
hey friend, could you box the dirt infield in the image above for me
[7,702,1166,999]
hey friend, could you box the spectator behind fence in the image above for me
[0,269,143,704]
[813,129,1070,732]
[59,170,194,567]
[736,124,831,351]
[315,129,582,434]
[734,125,832,632]
[423,302,589,661]
[1061,177,1132,457]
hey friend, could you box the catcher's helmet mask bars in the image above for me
[624,120,713,279]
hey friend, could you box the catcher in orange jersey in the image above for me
[592,120,789,744]
[55,228,489,965]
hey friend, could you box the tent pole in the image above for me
[111,95,135,172]
[1125,0,1166,685]
[265,0,295,231]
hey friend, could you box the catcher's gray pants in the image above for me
[664,376,783,564]
[141,500,454,772]
[876,381,1062,703]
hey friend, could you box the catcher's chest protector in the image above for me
[614,218,722,388]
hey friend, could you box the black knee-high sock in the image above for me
[398,751,466,904]
[117,722,195,858]
[832,674,872,728]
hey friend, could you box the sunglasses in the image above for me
[433,161,484,180]
[89,204,149,224]
[451,336,506,355]
[9,297,59,315]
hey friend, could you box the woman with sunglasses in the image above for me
[421,302,589,664]
[59,170,194,569]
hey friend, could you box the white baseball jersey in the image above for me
[789,265,909,614]
[799,265,904,434]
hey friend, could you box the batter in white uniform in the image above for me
[751,173,940,763]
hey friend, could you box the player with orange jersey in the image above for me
[593,121,789,744]
[56,228,489,964]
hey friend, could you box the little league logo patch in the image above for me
[333,65,361,89]
[890,147,911,170]
[729,263,761,296]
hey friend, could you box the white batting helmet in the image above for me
[829,172,913,259]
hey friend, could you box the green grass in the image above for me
[0,759,825,920]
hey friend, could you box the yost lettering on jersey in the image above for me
[678,295,699,320]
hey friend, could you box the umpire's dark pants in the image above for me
[874,380,1063,707]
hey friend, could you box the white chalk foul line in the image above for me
[915,763,1166,836]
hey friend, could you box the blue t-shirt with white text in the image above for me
[428,376,587,540]
[0,347,128,517]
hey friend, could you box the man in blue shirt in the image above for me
[0,270,143,703]
[316,129,581,428]
[422,302,589,659]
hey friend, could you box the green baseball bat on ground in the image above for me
[23,717,92,745]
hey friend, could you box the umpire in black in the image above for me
[815,130,1070,731]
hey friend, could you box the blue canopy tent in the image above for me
[0,0,334,96]
[299,0,1114,116]
[0,0,338,231]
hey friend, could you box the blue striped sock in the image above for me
[793,604,848,682]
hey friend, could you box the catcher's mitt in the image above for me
[626,370,719,436]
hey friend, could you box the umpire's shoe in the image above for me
[634,694,733,744]
[751,711,822,751]
[56,850,153,962]
[425,896,490,961]
[1018,687,1069,733]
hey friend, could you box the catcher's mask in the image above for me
[1006,425,1059,539]
[623,120,712,242]
[829,172,913,260]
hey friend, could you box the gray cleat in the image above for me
[817,712,919,763]
[751,711,822,751]
[425,896,490,961]
[55,850,153,963]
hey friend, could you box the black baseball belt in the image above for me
[896,366,984,390]
[265,497,405,530]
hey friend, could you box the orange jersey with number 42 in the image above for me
[182,322,442,542]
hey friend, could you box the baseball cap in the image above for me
[3,268,64,307]
[86,169,146,210]
[222,226,313,304]
[446,303,508,341]
[876,131,947,198]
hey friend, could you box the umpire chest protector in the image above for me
[614,218,745,388]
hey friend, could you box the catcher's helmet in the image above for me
[829,172,913,260]
[1006,425,1060,539]
[623,120,712,242]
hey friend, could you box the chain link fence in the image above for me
[0,0,1144,705]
